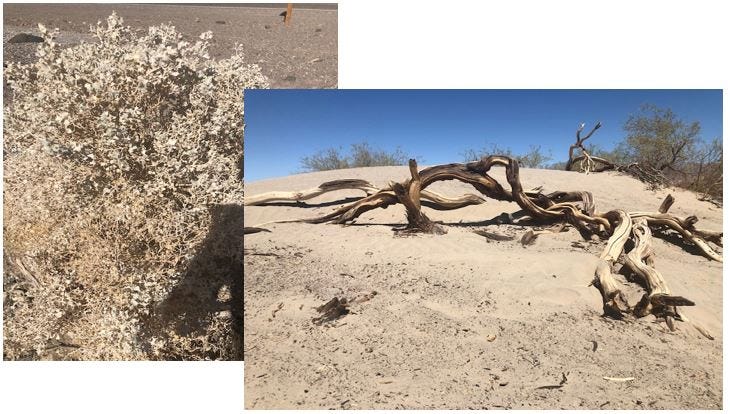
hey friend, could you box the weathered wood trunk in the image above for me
[245,155,722,338]
[391,159,446,234]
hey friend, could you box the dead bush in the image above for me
[3,13,267,360]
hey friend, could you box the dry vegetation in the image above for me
[246,156,722,337]
[3,13,267,360]
[300,142,410,172]
[300,105,721,205]
[463,144,553,168]
[562,106,722,202]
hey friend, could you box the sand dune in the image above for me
[243,166,722,409]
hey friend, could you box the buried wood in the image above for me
[244,227,272,234]
[520,223,569,246]
[247,155,722,337]
[658,194,675,214]
[473,229,515,242]
[312,297,349,325]
[535,372,569,390]
[603,376,635,382]
[520,230,538,246]
[310,292,376,325]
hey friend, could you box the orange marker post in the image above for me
[284,3,293,25]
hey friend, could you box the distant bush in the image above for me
[462,143,553,168]
[616,104,721,199]
[555,106,721,201]
[301,142,411,171]
[3,13,268,360]
[684,137,722,199]
[545,161,566,170]
[620,104,700,172]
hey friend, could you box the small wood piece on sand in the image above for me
[244,227,272,234]
[474,230,514,242]
[313,297,349,325]
[603,376,635,382]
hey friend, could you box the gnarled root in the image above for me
[590,214,711,337]
[244,179,378,205]
[246,156,720,338]
[624,219,695,322]
[592,259,631,318]
[592,209,632,317]
[391,160,446,234]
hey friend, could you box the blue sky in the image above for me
[243,90,722,181]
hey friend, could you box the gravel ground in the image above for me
[3,3,337,88]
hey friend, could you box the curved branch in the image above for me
[566,121,602,171]
[624,218,695,319]
[245,155,720,339]
[419,190,485,209]
[592,209,632,317]
[630,212,723,262]
[244,179,378,206]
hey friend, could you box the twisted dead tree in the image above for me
[566,122,613,173]
[245,156,722,338]
[243,178,485,210]
[565,122,668,189]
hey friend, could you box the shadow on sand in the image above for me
[139,204,243,360]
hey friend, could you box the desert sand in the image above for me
[243,166,722,409]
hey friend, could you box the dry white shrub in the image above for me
[3,13,267,360]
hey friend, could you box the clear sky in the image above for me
[243,89,722,181]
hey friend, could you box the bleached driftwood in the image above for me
[244,179,378,205]
[244,178,486,211]
[246,156,722,337]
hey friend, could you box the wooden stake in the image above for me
[285,3,293,25]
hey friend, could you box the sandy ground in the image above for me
[3,3,337,88]
[243,166,723,409]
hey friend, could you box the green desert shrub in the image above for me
[301,142,410,171]
[562,107,723,200]
[462,143,553,168]
[617,105,721,199]
[3,13,268,360]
